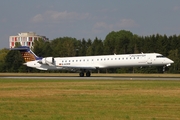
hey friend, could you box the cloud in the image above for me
[31,10,90,23]
[100,8,118,13]
[116,19,138,28]
[92,22,113,33]
[173,6,180,11]
[1,18,7,23]
[92,19,138,33]
[32,14,43,22]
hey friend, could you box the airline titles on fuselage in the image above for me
[59,63,71,66]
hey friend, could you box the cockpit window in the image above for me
[156,55,165,58]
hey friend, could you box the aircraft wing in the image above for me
[37,59,97,70]
[61,65,97,70]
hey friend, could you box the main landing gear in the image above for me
[79,70,91,77]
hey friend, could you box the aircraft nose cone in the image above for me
[169,59,174,64]
[170,59,174,64]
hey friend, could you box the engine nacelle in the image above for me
[42,57,54,65]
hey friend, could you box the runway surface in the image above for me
[2,76,180,80]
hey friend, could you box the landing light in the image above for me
[166,63,171,67]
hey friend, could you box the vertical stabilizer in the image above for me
[11,46,42,62]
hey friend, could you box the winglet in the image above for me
[11,46,42,62]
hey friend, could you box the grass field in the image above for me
[0,78,180,120]
[1,73,180,77]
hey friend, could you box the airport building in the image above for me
[9,32,48,48]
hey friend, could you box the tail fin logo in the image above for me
[11,46,42,62]
[21,51,36,62]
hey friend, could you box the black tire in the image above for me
[86,71,91,77]
[79,72,84,77]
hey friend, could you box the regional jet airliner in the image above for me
[12,46,174,77]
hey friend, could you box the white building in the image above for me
[9,32,48,48]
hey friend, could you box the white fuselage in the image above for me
[25,53,174,71]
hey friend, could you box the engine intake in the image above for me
[42,57,54,65]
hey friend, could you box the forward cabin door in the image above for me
[147,55,153,65]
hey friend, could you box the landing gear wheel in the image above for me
[79,72,84,77]
[163,66,166,72]
[86,71,91,77]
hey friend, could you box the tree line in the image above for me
[0,30,180,73]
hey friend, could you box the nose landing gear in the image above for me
[163,63,171,72]
[163,66,166,72]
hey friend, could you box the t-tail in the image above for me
[11,46,42,62]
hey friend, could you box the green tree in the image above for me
[0,48,9,63]
[78,38,87,56]
[4,50,25,72]
[51,37,77,57]
[0,48,9,72]
[33,39,46,57]
[15,42,21,48]
[2,30,179,73]
[86,39,93,56]
[104,30,133,54]
[92,37,103,55]
[168,49,180,73]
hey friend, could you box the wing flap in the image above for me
[61,66,97,70]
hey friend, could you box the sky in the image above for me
[1,0,180,49]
